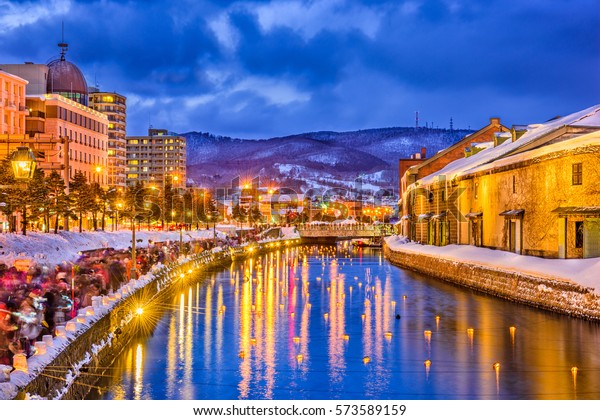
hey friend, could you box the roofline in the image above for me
[410,120,510,171]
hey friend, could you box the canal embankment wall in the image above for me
[3,241,297,400]
[383,243,600,321]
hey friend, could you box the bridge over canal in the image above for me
[297,223,395,243]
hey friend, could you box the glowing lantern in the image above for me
[85,307,95,317]
[10,147,37,180]
[66,321,78,332]
[342,334,349,341]
[55,326,66,338]
[384,331,393,339]
[102,296,110,306]
[42,335,53,347]
[250,338,257,346]
[296,354,304,363]
[362,356,370,364]
[293,337,300,344]
[12,353,28,373]
[34,341,47,356]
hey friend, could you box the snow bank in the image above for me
[0,229,217,267]
[385,236,600,292]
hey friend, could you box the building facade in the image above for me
[0,70,28,136]
[1,46,109,186]
[126,128,187,188]
[89,91,127,189]
[400,105,600,259]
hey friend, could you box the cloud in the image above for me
[0,0,598,139]
[0,0,72,33]
[251,0,383,40]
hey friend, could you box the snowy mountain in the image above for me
[184,127,472,194]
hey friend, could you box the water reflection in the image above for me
[97,244,600,400]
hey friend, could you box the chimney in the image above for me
[421,147,427,159]
[490,117,500,127]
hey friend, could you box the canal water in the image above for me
[93,244,600,400]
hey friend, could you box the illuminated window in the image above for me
[130,160,139,165]
[127,174,138,179]
[102,96,114,103]
[129,139,139,145]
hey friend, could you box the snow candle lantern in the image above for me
[13,353,27,373]
[85,307,95,317]
[65,321,78,332]
[55,325,66,337]
[0,364,11,382]
[34,341,47,355]
[102,296,110,306]
[43,335,53,347]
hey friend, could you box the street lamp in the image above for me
[10,147,37,235]
[11,147,37,181]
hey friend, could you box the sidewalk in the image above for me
[385,236,600,292]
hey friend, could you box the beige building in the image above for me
[126,128,186,188]
[401,105,600,258]
[0,70,28,136]
[1,46,109,186]
[89,91,127,189]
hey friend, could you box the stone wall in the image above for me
[384,244,600,321]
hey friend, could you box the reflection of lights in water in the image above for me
[424,359,431,379]
[403,295,407,300]
[467,328,474,349]
[384,331,392,340]
[571,366,578,391]
[324,312,329,320]
[435,315,440,329]
[362,356,370,364]
[134,343,144,400]
[296,354,304,363]
[293,336,300,344]
[342,334,349,341]
[509,326,516,345]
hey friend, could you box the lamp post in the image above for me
[10,147,37,235]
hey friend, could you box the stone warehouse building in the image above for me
[399,105,600,259]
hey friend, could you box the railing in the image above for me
[297,223,395,238]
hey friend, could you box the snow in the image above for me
[385,236,600,292]
[414,104,600,187]
[0,229,218,268]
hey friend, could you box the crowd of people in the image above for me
[0,238,215,368]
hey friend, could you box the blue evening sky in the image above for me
[1,0,599,138]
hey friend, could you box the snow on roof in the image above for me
[461,129,600,176]
[415,105,600,186]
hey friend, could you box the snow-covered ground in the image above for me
[0,229,223,268]
[385,235,600,292]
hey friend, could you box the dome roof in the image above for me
[47,55,89,106]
